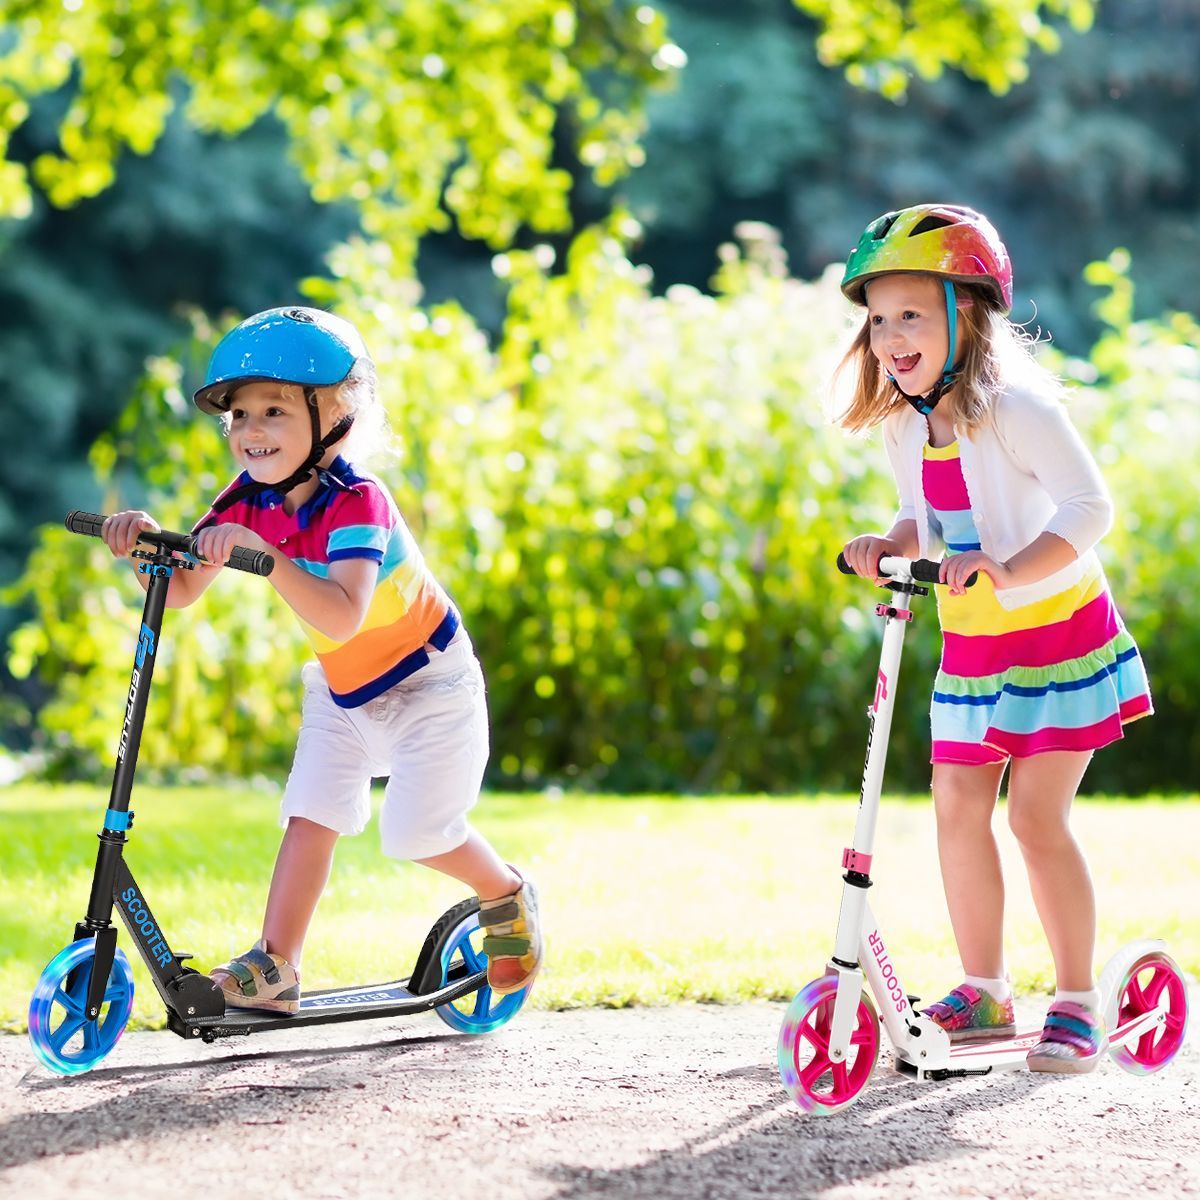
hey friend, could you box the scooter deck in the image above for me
[173,966,487,1041]
[896,1008,1159,1078]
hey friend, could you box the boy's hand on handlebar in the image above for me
[193,523,270,570]
[101,511,160,558]
[842,535,903,584]
[941,550,1010,595]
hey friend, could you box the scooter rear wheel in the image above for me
[433,913,528,1034]
[778,974,879,1114]
[28,938,135,1076]
[1106,951,1189,1075]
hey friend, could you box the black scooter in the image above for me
[28,511,528,1076]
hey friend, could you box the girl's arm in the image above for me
[941,530,1077,594]
[942,389,1114,596]
[193,523,376,642]
[998,388,1114,555]
[842,519,919,580]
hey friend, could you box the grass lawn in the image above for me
[1,785,1196,1032]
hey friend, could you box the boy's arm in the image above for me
[193,522,376,641]
[265,555,378,642]
[102,512,220,608]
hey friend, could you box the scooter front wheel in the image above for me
[778,974,879,1114]
[433,913,529,1035]
[28,938,135,1075]
[1106,951,1189,1075]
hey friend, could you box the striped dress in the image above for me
[922,440,1152,765]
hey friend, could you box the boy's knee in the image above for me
[380,812,469,861]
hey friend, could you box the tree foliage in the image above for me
[0,0,1097,251]
[616,0,1198,352]
[0,0,673,263]
[9,232,1196,791]
[794,0,1094,96]
[0,110,356,594]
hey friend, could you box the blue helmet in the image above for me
[193,306,371,414]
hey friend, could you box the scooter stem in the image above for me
[82,558,172,930]
[830,592,912,969]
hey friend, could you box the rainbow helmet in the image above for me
[841,204,1013,312]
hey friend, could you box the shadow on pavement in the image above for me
[0,1027,478,1173]
[543,1060,1055,1199]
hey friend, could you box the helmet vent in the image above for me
[872,213,899,240]
[910,214,955,237]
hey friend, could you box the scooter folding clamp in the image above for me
[841,847,872,874]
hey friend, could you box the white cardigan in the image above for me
[881,383,1114,610]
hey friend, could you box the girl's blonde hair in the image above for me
[834,280,1061,434]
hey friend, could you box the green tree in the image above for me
[0,109,356,593]
[611,0,1198,352]
[795,0,1093,96]
[0,0,1097,256]
[1044,252,1200,790]
[15,231,1196,791]
[0,0,674,264]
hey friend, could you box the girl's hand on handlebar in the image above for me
[842,535,903,584]
[101,511,160,558]
[941,550,1010,595]
[193,523,270,570]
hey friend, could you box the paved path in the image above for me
[1,1000,1196,1199]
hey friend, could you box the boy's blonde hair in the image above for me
[835,280,1060,434]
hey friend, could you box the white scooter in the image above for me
[777,555,1190,1114]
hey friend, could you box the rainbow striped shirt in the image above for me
[197,457,458,708]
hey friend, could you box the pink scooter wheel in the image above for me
[778,973,879,1114]
[1107,951,1189,1075]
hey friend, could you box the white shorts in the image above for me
[280,631,490,859]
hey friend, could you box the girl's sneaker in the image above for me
[479,873,542,997]
[922,983,1016,1041]
[1027,1000,1107,1074]
[210,939,301,1014]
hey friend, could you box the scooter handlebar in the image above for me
[65,510,275,577]
[836,551,977,589]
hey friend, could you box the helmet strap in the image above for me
[890,280,960,417]
[205,386,355,516]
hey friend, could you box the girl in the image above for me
[101,306,542,1012]
[836,205,1151,1074]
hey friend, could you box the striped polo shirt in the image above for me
[197,457,458,707]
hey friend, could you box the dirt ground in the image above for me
[1,997,1196,1200]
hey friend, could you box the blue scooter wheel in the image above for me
[434,913,528,1034]
[28,938,135,1075]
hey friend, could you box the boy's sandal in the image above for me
[210,939,301,1014]
[479,873,542,997]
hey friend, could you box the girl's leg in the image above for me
[261,816,341,967]
[931,761,1009,977]
[414,829,520,901]
[1005,750,1096,991]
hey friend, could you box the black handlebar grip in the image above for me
[65,510,107,537]
[909,559,978,588]
[227,545,275,576]
[835,551,977,588]
[908,559,943,584]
